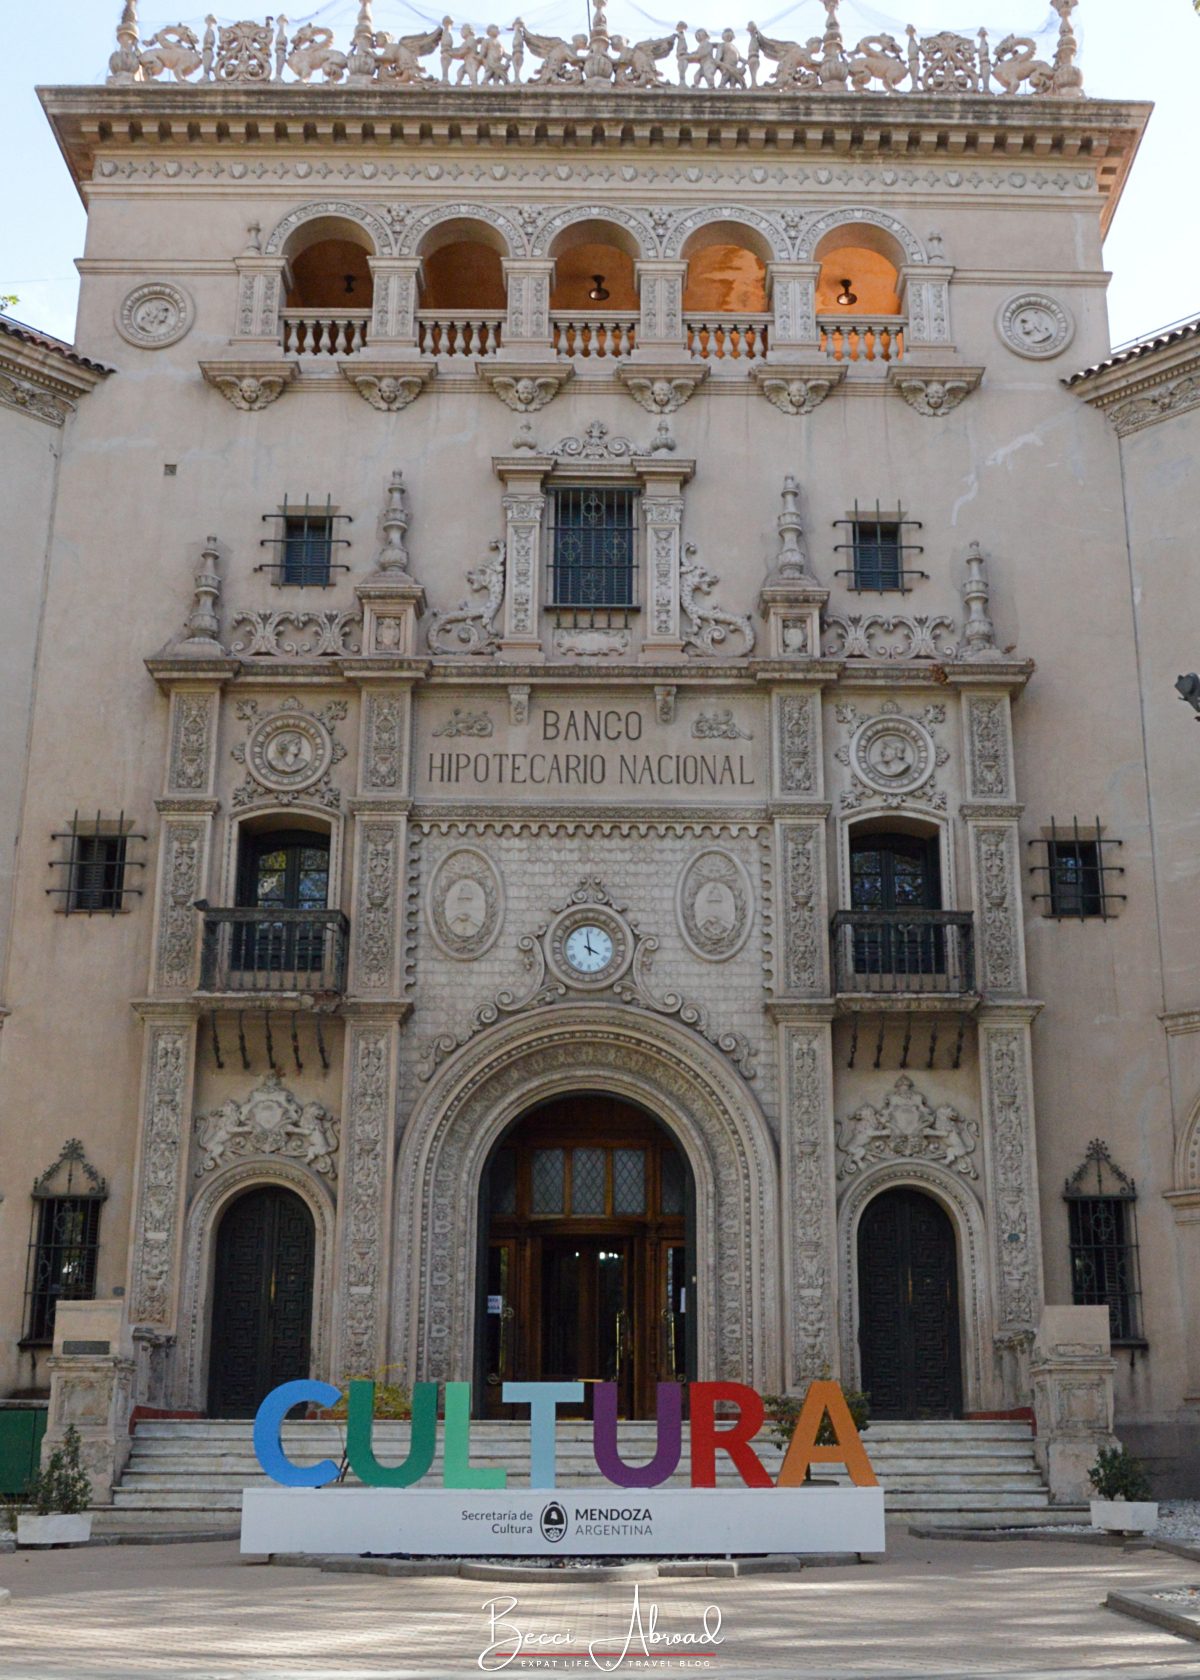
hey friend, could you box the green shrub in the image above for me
[325,1368,412,1421]
[764,1383,870,1456]
[1087,1445,1153,1503]
[26,1425,92,1516]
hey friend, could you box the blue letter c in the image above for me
[253,1379,341,1487]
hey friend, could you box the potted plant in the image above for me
[16,1425,93,1546]
[765,1381,870,1484]
[1088,1445,1158,1535]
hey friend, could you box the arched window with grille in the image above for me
[21,1141,107,1348]
[1064,1139,1145,1349]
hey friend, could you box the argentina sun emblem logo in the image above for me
[540,1502,568,1544]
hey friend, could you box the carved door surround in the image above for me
[392,1007,780,1396]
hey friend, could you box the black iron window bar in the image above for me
[548,486,639,630]
[258,495,352,588]
[1029,816,1126,921]
[47,810,145,915]
[833,500,926,594]
[22,1140,107,1348]
[1064,1138,1145,1352]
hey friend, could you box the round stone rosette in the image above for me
[850,713,935,798]
[245,711,333,796]
[995,292,1074,360]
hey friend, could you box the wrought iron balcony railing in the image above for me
[198,908,349,996]
[830,909,975,998]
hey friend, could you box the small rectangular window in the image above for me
[550,487,638,609]
[282,514,334,586]
[1048,840,1103,919]
[48,814,144,915]
[1069,1198,1141,1342]
[833,502,925,594]
[24,1197,101,1345]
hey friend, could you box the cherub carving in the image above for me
[611,33,678,88]
[489,375,563,414]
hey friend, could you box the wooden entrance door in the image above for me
[207,1187,315,1417]
[857,1186,963,1418]
[479,1096,692,1418]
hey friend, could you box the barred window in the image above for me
[549,487,638,609]
[1064,1139,1144,1347]
[833,502,925,594]
[22,1141,107,1347]
[282,513,334,586]
[1030,819,1125,921]
[48,813,145,915]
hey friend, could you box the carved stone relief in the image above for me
[155,822,206,991]
[784,1027,837,1385]
[231,696,348,809]
[676,849,754,962]
[116,282,195,349]
[433,709,494,738]
[168,693,215,795]
[426,847,505,961]
[0,369,72,426]
[427,541,505,656]
[780,823,823,994]
[973,824,1022,993]
[996,292,1075,360]
[553,627,631,657]
[823,614,960,661]
[356,822,401,993]
[982,1026,1040,1332]
[778,693,817,795]
[194,1073,340,1178]
[680,545,755,658]
[129,1024,193,1325]
[966,696,1011,800]
[835,700,949,811]
[338,1024,394,1377]
[836,1076,979,1181]
[363,694,405,791]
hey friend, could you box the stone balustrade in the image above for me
[819,316,906,363]
[106,0,1084,99]
[280,310,371,357]
[686,316,770,362]
[552,316,638,360]
[416,314,504,358]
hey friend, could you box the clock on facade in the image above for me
[564,923,614,974]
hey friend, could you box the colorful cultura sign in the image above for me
[240,1378,886,1556]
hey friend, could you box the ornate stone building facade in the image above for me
[1,0,1195,1496]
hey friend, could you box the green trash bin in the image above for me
[0,1405,49,1496]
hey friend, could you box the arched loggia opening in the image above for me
[814,222,905,363]
[681,220,772,361]
[475,1094,696,1419]
[549,219,640,359]
[416,216,508,357]
[281,214,376,356]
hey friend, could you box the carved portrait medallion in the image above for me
[995,292,1074,360]
[245,710,333,795]
[116,281,195,349]
[427,847,504,960]
[677,848,753,961]
[850,713,935,797]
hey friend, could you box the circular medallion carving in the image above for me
[850,714,935,797]
[427,847,504,961]
[245,711,332,795]
[545,905,632,989]
[676,849,753,962]
[116,281,195,349]
[995,292,1074,360]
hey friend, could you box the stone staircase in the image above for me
[99,1416,1064,1535]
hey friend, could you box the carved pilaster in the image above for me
[150,817,210,993]
[779,1020,839,1387]
[500,260,555,357]
[127,1017,198,1332]
[980,1017,1045,1352]
[772,689,824,801]
[963,692,1015,803]
[765,262,820,354]
[349,817,406,997]
[641,495,685,654]
[969,820,1027,996]
[359,688,411,792]
[334,1018,398,1378]
[499,485,548,657]
[368,259,422,347]
[231,254,286,349]
[631,261,688,358]
[776,821,829,997]
[165,690,218,797]
[899,262,955,348]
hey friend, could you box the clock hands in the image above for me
[584,932,597,959]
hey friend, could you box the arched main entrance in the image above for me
[207,1186,315,1417]
[857,1186,963,1418]
[477,1095,695,1418]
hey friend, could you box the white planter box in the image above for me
[1089,1499,1158,1535]
[16,1513,92,1547]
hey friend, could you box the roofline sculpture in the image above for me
[106,0,1085,99]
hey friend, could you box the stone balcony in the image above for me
[830,909,977,1008]
[197,907,349,1000]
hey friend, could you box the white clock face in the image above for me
[564,923,614,975]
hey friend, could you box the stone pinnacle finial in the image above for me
[107,0,143,84]
[173,536,224,653]
[960,540,999,660]
[374,471,412,574]
[771,475,813,581]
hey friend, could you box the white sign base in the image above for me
[240,1486,886,1556]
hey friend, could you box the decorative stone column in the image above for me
[43,1301,135,1505]
[1030,1305,1117,1502]
[631,260,689,359]
[764,261,821,356]
[777,1015,840,1389]
[126,1011,200,1359]
[980,1009,1045,1404]
[491,452,551,660]
[500,259,555,359]
[333,1013,401,1381]
[232,253,287,352]
[898,261,955,352]
[639,454,695,660]
[367,258,423,351]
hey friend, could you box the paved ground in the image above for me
[3,1526,1200,1680]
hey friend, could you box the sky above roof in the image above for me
[1,0,1193,350]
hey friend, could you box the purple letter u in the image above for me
[592,1382,682,1488]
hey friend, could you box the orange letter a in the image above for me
[776,1380,878,1488]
